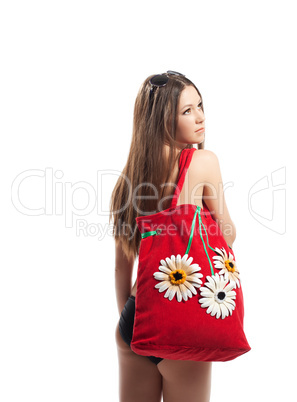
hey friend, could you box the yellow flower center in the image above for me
[225,260,235,273]
[169,269,187,285]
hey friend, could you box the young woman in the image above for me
[109,71,237,402]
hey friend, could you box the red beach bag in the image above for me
[130,148,251,362]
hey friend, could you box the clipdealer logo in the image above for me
[248,166,286,235]
[11,165,287,239]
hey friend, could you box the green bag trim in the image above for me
[141,228,162,239]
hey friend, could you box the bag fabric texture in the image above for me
[130,148,251,362]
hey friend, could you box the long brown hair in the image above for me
[109,73,205,260]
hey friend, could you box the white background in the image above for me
[1,0,296,401]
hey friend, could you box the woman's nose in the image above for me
[195,110,205,123]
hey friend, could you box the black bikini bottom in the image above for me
[118,295,163,365]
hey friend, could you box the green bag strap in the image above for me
[183,206,213,275]
[141,228,162,239]
[185,206,200,254]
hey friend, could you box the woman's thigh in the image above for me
[115,322,163,402]
[157,359,212,402]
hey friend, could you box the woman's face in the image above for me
[175,85,205,148]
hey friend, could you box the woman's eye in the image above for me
[183,103,202,115]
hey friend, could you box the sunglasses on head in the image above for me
[149,70,185,104]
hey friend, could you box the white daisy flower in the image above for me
[153,254,203,302]
[199,274,236,319]
[212,247,240,288]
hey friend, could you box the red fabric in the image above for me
[131,148,251,362]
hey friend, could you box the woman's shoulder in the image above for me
[192,148,219,165]
[190,148,221,181]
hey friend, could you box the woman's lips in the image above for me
[195,128,205,132]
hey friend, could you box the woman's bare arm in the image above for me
[196,150,236,247]
[114,240,135,315]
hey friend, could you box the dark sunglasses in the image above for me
[149,70,185,104]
